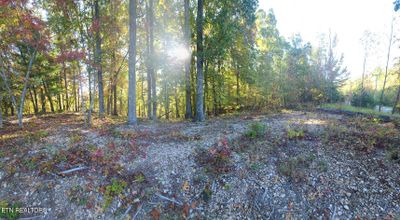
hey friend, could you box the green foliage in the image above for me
[22,158,37,171]
[250,162,262,171]
[26,130,49,142]
[134,173,145,183]
[277,156,311,183]
[245,122,266,138]
[201,185,212,202]
[67,185,88,206]
[351,90,376,108]
[287,128,304,140]
[0,200,21,220]
[316,160,328,172]
[103,178,127,209]
[386,148,400,163]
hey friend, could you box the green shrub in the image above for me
[351,90,376,108]
[103,178,127,209]
[287,128,304,140]
[277,156,311,183]
[0,200,21,220]
[245,122,266,138]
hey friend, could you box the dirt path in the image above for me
[0,111,399,219]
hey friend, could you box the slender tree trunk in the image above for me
[379,18,394,112]
[393,85,400,114]
[10,101,14,116]
[29,88,38,114]
[107,78,112,115]
[145,0,153,119]
[0,94,3,128]
[184,0,192,119]
[361,55,366,91]
[0,68,18,115]
[95,0,105,118]
[175,88,180,118]
[164,81,169,120]
[63,62,69,111]
[150,0,156,120]
[236,63,240,107]
[195,0,205,122]
[57,71,62,111]
[73,67,78,112]
[128,0,137,125]
[77,61,86,127]
[204,60,208,115]
[42,80,55,112]
[5,101,8,116]
[18,50,37,127]
[32,85,39,113]
[40,87,46,113]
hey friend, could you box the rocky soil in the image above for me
[0,110,399,219]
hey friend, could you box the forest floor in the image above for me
[0,110,400,220]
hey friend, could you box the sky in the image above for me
[259,0,399,79]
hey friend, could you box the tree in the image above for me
[0,1,48,127]
[195,0,205,122]
[360,31,378,91]
[379,17,395,111]
[184,0,192,119]
[128,0,138,125]
[94,0,105,117]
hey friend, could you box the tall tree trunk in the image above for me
[146,0,153,119]
[113,80,118,115]
[175,87,180,118]
[128,0,137,125]
[195,0,205,122]
[73,67,78,112]
[150,0,156,120]
[10,101,14,116]
[40,87,46,113]
[29,88,38,114]
[77,61,87,127]
[379,18,394,112]
[393,85,400,114]
[184,0,192,119]
[107,79,112,115]
[32,85,39,113]
[42,80,55,112]
[63,62,69,111]
[0,94,3,128]
[95,0,105,118]
[236,63,240,107]
[164,81,169,120]
[203,60,208,115]
[18,50,37,127]
[57,71,62,111]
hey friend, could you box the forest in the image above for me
[0,0,400,219]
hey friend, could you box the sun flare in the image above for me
[167,45,191,61]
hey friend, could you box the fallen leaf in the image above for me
[182,181,190,191]
[149,208,160,220]
[182,203,189,219]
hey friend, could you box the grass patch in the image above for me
[277,156,312,183]
[320,103,400,118]
[245,122,266,139]
[287,128,304,140]
[0,200,21,220]
[101,178,127,209]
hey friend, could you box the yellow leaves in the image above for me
[182,181,190,191]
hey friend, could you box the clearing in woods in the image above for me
[0,110,399,219]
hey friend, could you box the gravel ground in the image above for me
[0,110,399,219]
